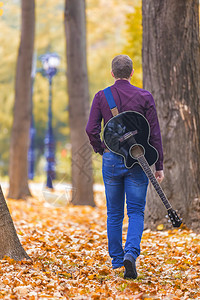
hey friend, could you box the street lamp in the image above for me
[28,52,37,180]
[39,53,60,189]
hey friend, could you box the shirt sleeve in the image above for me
[145,93,164,171]
[86,92,104,155]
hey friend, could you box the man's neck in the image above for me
[115,78,131,83]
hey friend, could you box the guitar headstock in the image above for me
[167,208,182,228]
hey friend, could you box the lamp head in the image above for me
[39,53,60,79]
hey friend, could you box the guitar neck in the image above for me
[137,155,172,210]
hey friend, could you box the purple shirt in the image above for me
[86,80,163,170]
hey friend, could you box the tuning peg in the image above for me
[165,215,169,219]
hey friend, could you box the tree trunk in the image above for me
[0,186,30,260]
[142,0,200,231]
[8,0,35,199]
[64,0,95,206]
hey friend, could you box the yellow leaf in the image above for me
[157,224,164,231]
[88,274,96,280]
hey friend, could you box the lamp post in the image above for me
[28,52,37,180]
[39,53,60,189]
[28,95,36,180]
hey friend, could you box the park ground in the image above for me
[0,185,199,300]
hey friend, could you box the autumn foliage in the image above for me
[0,188,198,299]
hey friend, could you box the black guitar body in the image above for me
[103,111,158,168]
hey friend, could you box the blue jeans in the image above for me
[102,151,149,269]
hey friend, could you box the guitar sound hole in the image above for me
[130,145,144,158]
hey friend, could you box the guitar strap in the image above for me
[103,87,119,117]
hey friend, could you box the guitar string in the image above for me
[130,136,171,209]
[137,155,172,210]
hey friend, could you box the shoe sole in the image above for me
[123,259,137,279]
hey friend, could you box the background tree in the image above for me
[0,186,30,260]
[142,0,200,231]
[64,0,95,206]
[8,0,35,199]
[123,1,142,88]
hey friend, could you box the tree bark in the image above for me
[64,0,95,206]
[0,186,30,260]
[142,0,200,231]
[8,0,35,199]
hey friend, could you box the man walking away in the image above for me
[86,55,164,279]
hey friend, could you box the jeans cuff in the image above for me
[112,263,124,269]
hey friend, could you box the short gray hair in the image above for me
[111,55,133,79]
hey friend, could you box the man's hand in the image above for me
[155,170,164,183]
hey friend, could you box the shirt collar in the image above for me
[114,79,131,86]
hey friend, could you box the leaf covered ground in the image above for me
[0,188,200,300]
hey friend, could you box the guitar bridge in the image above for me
[119,130,138,143]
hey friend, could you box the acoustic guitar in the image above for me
[103,110,182,228]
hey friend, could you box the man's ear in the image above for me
[130,69,134,77]
[111,71,115,78]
